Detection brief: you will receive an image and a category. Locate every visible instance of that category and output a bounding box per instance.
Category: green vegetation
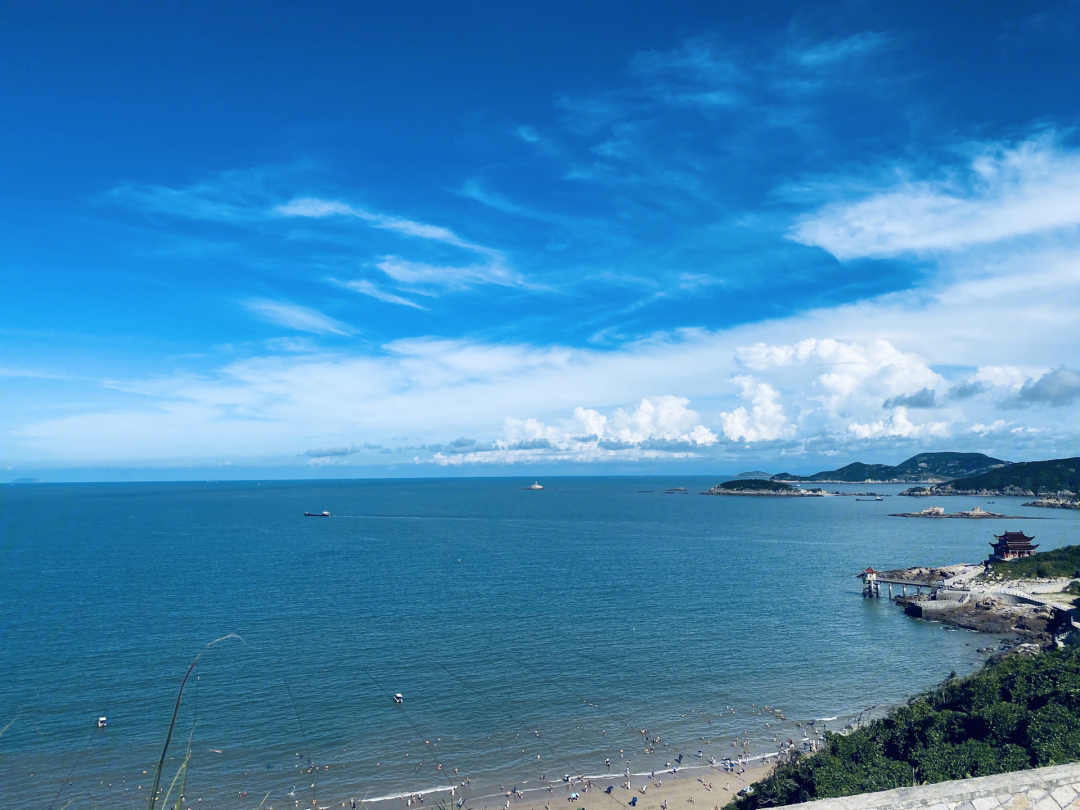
[772,452,1008,483]
[719,479,797,492]
[772,462,896,482]
[987,544,1080,581]
[727,646,1080,809]
[941,457,1080,495]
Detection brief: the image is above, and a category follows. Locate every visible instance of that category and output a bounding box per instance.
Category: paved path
[775,761,1080,809]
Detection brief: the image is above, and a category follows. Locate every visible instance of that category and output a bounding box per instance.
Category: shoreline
[355,758,781,810]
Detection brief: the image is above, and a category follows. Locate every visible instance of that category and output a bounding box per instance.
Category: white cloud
[791,135,1080,259]
[968,420,1008,436]
[793,32,887,67]
[375,256,521,289]
[18,135,1080,470]
[243,299,354,335]
[847,407,950,440]
[719,378,792,442]
[429,396,718,465]
[975,366,1045,391]
[336,279,428,309]
[277,198,524,292]
[275,197,498,255]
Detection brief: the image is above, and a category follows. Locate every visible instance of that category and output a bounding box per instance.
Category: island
[770,451,1009,484]
[1024,496,1080,510]
[702,479,826,496]
[898,456,1080,506]
[889,505,1040,519]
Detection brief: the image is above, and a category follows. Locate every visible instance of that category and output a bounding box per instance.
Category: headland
[702,480,825,496]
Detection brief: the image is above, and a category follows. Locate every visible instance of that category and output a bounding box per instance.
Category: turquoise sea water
[2,478,1078,810]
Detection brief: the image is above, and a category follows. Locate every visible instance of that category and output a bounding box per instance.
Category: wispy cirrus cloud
[792,32,889,67]
[275,197,500,256]
[243,299,355,335]
[790,134,1080,259]
[375,256,520,290]
[277,196,528,293]
[334,279,428,310]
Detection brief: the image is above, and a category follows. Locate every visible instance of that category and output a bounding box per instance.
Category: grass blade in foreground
[147,634,243,810]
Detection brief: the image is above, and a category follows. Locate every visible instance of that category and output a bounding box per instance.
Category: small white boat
[524,482,544,490]
[394,693,404,705]
[97,716,107,728]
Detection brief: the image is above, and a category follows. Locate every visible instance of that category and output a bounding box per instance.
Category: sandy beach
[459,761,776,810]
[343,758,782,810]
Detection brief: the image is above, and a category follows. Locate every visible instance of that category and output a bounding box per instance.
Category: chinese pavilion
[987,531,1039,563]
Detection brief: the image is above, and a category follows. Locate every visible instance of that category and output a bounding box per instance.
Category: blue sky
[2,1,1080,479]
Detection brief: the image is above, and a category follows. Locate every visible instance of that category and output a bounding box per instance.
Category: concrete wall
[905,600,960,617]
[775,761,1080,809]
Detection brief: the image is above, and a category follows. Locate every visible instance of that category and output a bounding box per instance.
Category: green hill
[727,646,1080,809]
[931,457,1080,496]
[719,479,796,492]
[771,452,1009,483]
[987,544,1080,581]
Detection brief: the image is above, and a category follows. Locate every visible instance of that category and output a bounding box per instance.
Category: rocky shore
[878,565,1075,650]
[1023,497,1080,510]
[701,480,826,496]
[889,506,1039,519]
[898,484,1061,497]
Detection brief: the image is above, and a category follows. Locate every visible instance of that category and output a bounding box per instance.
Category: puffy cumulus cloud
[967,419,1009,436]
[427,396,718,465]
[848,407,950,440]
[974,365,1043,391]
[790,135,1080,260]
[999,366,1080,409]
[733,337,945,419]
[719,378,792,442]
[720,335,1080,452]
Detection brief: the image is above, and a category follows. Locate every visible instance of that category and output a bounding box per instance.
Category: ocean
[1,477,1077,810]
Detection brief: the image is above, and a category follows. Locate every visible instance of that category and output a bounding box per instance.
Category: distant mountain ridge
[900,456,1080,497]
[771,452,1010,483]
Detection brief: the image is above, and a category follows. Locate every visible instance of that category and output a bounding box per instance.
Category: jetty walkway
[857,568,931,599]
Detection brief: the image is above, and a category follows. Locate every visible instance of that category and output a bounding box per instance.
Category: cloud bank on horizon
[2,3,1079,477]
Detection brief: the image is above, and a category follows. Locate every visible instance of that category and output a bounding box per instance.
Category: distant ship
[524,482,544,490]
[304,511,332,517]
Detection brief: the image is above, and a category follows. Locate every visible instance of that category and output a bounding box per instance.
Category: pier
[857,567,929,599]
